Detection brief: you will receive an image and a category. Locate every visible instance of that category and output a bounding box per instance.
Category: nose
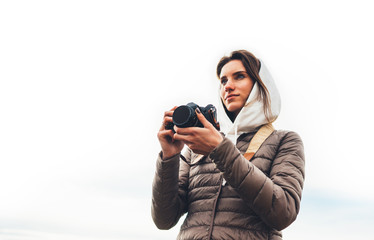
[224,79,235,92]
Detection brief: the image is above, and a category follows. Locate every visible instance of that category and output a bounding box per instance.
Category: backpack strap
[243,123,275,161]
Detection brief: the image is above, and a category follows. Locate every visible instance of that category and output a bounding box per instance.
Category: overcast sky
[1,1,374,239]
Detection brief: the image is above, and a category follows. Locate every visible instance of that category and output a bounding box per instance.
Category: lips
[225,94,239,101]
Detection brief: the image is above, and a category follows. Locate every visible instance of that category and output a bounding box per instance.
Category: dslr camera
[166,102,220,131]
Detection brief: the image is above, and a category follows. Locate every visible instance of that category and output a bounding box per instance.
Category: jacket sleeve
[151,149,190,230]
[209,131,305,231]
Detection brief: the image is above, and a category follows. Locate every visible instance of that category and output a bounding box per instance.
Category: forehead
[220,60,245,78]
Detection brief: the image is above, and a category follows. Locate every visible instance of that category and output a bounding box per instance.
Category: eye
[220,77,228,86]
[236,74,245,80]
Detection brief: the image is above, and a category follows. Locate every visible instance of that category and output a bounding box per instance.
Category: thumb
[195,108,213,129]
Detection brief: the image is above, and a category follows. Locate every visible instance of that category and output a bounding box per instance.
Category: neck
[226,109,237,122]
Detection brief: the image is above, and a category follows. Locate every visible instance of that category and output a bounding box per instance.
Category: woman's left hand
[173,109,223,156]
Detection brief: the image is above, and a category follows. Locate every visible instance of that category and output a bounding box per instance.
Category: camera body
[166,102,220,131]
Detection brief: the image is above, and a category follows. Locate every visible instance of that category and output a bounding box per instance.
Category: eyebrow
[233,71,247,76]
[220,71,246,79]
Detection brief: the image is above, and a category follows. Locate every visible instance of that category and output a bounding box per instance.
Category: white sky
[1,0,374,239]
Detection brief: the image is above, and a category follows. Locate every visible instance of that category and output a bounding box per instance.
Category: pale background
[1,1,373,239]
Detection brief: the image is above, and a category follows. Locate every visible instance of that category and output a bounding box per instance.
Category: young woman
[152,50,305,240]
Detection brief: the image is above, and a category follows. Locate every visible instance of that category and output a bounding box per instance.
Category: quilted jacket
[152,128,305,240]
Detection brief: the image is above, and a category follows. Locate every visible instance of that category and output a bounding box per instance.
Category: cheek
[220,87,225,101]
[219,88,229,108]
[244,81,254,97]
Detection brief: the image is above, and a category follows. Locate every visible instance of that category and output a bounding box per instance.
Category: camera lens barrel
[172,105,197,128]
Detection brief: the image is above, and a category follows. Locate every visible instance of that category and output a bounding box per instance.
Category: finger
[158,129,174,139]
[195,108,213,129]
[160,106,178,130]
[173,132,191,142]
[174,126,195,135]
[164,106,178,117]
[164,110,174,117]
[160,116,173,131]
[163,116,173,125]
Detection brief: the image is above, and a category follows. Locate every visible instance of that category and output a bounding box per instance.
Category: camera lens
[173,105,196,127]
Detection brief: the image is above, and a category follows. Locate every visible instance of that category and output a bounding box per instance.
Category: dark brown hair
[216,50,272,121]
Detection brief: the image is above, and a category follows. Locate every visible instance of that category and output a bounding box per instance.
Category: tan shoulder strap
[191,154,204,165]
[243,123,275,161]
[191,123,274,164]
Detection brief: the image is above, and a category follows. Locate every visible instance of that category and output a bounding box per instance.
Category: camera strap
[188,123,274,165]
[190,153,204,165]
[243,123,275,161]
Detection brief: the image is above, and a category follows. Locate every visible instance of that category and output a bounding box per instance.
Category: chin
[226,104,240,113]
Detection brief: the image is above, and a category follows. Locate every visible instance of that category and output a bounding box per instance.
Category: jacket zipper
[207,174,223,240]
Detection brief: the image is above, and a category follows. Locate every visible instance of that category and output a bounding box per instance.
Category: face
[219,60,255,118]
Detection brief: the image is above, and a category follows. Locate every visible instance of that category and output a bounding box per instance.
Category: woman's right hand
[157,106,184,160]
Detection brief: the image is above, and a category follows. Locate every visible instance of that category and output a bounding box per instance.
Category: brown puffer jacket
[152,129,305,240]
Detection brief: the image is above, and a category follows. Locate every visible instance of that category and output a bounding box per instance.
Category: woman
[152,50,305,240]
